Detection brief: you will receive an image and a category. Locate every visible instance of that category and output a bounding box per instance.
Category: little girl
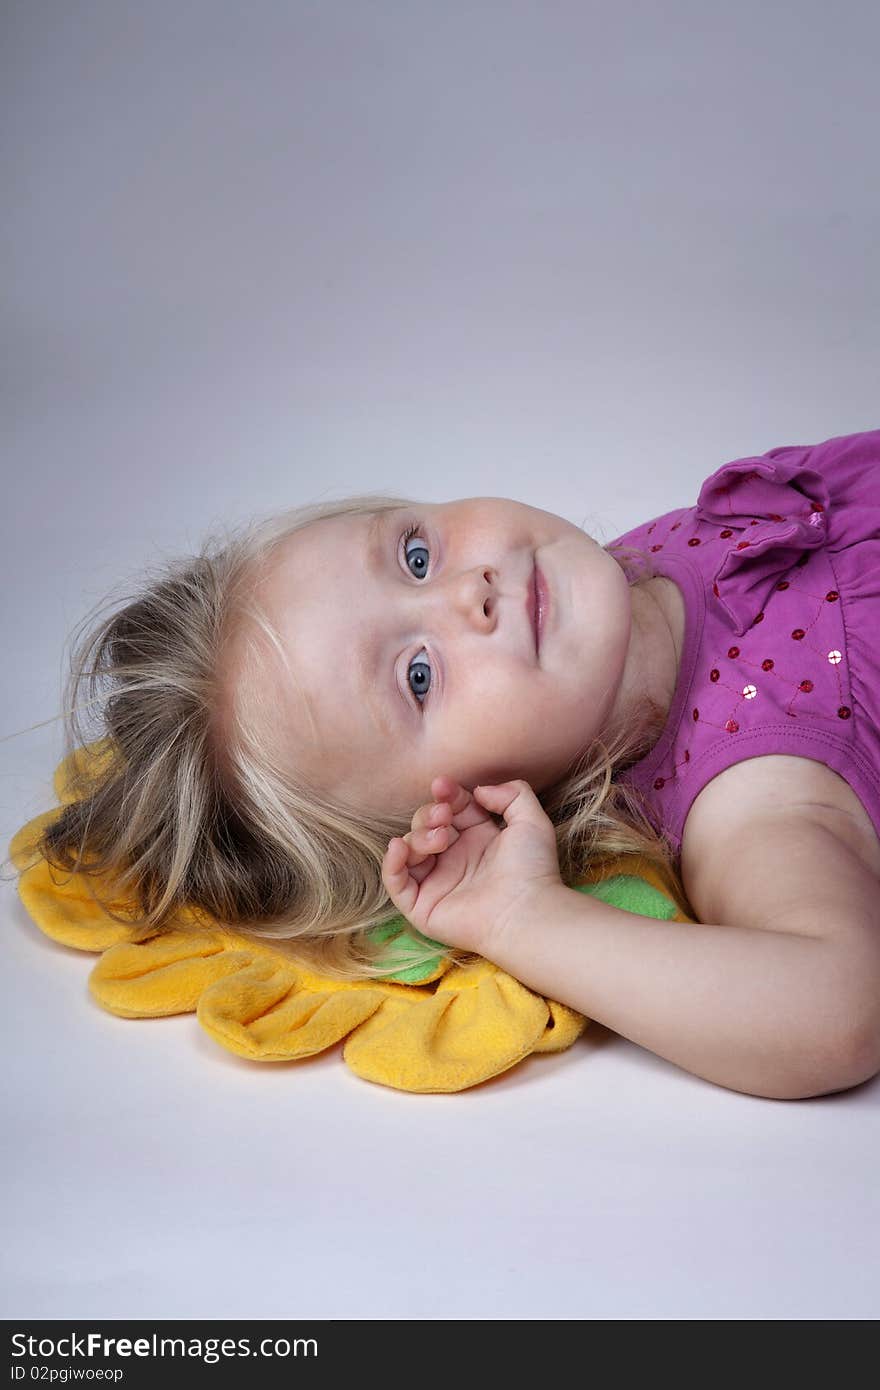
[19,428,880,1100]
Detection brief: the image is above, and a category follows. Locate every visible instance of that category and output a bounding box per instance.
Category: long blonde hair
[4,495,684,981]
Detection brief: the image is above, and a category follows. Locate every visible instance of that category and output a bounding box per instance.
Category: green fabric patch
[571,874,678,920]
[367,873,678,984]
[365,916,447,984]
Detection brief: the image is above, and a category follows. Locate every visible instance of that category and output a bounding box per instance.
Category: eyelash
[399,522,433,708]
[400,522,426,561]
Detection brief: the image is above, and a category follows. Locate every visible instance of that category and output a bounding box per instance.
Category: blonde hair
[4,495,685,982]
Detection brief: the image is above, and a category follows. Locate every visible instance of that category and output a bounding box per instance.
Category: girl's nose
[421,565,496,627]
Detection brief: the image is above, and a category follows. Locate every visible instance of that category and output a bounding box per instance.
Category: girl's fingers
[411,799,452,832]
[428,776,489,826]
[383,833,444,899]
[430,775,472,812]
[405,822,455,855]
[382,838,418,907]
[406,777,494,841]
[383,817,458,879]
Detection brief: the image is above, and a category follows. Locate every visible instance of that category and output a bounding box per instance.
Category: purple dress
[607,428,880,862]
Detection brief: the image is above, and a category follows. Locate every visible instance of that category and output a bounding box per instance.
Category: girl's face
[243,498,637,816]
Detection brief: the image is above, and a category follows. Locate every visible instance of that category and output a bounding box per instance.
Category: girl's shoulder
[680,753,880,943]
[612,432,880,877]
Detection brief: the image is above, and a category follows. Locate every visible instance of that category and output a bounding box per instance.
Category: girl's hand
[381,773,563,957]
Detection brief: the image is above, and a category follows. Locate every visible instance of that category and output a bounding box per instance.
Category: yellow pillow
[7,749,692,1093]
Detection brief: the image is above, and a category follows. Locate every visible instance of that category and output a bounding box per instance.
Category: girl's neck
[608,576,686,759]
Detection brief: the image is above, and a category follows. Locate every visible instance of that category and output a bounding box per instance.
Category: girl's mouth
[528,561,550,655]
[535,565,549,652]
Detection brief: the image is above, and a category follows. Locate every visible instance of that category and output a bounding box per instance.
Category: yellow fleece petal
[342,960,553,1093]
[197,961,390,1061]
[532,999,590,1052]
[89,927,251,1016]
[17,854,140,953]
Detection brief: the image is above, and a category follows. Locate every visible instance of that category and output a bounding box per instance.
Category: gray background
[2,0,878,1320]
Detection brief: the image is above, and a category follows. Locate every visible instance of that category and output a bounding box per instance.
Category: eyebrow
[365,508,386,578]
[356,511,407,740]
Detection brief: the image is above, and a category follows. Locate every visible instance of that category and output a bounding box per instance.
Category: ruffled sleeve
[695,444,831,636]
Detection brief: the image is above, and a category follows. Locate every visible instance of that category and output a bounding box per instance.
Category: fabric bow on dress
[695,444,831,637]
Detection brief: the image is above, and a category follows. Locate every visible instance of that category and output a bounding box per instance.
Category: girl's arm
[386,777,880,1099]
[484,876,880,1100]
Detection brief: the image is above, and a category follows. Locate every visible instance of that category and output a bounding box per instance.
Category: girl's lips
[534,564,549,652]
[527,561,550,655]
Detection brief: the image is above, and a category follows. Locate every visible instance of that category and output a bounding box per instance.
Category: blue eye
[400,524,432,705]
[402,524,430,579]
[407,650,432,704]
